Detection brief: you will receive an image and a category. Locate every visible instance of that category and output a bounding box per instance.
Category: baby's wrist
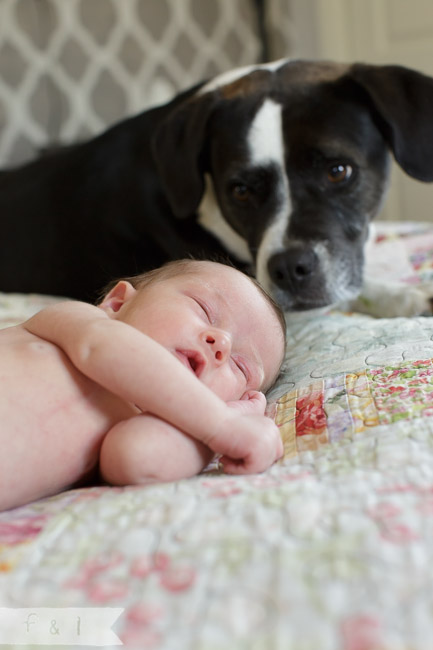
[205,406,243,453]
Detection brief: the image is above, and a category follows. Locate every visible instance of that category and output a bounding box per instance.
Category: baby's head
[100,260,286,400]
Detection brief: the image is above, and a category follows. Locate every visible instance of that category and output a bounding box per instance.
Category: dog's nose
[268,247,319,289]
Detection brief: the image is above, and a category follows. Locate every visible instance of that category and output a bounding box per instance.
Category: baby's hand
[209,401,283,475]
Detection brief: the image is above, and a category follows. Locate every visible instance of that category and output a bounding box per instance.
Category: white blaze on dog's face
[198,97,289,270]
[247,99,290,296]
[198,64,289,268]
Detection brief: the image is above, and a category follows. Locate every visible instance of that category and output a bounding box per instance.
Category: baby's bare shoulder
[0,322,58,354]
[22,300,107,344]
[0,322,34,343]
[26,300,105,324]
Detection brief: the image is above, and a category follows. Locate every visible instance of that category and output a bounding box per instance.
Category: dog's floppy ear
[349,63,433,181]
[151,92,218,218]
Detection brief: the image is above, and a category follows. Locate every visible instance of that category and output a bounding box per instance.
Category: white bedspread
[1,223,433,649]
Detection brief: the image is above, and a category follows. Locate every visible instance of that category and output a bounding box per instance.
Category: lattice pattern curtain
[0,0,296,166]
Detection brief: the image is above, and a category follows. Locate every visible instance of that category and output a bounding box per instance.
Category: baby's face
[116,262,285,402]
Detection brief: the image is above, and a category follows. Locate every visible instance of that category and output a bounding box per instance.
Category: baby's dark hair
[101,259,287,348]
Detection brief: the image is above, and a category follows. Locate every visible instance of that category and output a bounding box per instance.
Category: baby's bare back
[0,324,135,510]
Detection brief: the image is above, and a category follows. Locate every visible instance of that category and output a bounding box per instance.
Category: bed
[1,222,433,649]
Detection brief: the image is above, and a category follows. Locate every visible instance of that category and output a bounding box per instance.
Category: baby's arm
[100,391,267,485]
[25,302,283,474]
[100,415,213,485]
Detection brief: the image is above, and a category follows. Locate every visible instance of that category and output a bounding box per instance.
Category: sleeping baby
[0,259,286,510]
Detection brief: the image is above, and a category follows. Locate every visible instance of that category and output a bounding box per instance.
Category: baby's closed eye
[192,297,213,324]
[231,356,249,381]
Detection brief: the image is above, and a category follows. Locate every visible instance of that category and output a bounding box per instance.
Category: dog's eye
[327,164,353,183]
[231,183,250,202]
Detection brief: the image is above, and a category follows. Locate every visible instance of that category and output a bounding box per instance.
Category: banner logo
[0,608,124,646]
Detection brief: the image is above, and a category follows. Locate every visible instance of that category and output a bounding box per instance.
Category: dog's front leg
[350,276,433,317]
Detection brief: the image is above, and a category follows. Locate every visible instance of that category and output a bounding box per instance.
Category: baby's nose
[201,329,232,364]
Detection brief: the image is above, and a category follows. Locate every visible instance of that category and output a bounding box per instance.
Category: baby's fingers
[219,454,277,475]
[219,433,283,475]
[218,455,249,475]
[226,391,266,415]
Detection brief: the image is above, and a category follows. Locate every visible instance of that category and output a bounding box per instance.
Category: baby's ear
[99,281,136,314]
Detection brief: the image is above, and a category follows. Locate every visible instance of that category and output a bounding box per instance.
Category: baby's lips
[175,349,205,377]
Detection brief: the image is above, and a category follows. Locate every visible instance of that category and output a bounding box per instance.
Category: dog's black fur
[1,59,433,309]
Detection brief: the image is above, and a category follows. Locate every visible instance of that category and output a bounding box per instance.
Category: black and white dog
[1,58,433,313]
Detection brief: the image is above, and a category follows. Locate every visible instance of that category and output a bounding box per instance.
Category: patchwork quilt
[1,223,433,649]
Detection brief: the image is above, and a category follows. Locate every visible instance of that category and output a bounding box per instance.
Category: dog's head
[152,59,433,310]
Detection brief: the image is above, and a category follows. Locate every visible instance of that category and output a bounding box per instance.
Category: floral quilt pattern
[275,359,433,457]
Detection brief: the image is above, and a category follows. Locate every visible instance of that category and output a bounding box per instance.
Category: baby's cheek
[204,373,243,403]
